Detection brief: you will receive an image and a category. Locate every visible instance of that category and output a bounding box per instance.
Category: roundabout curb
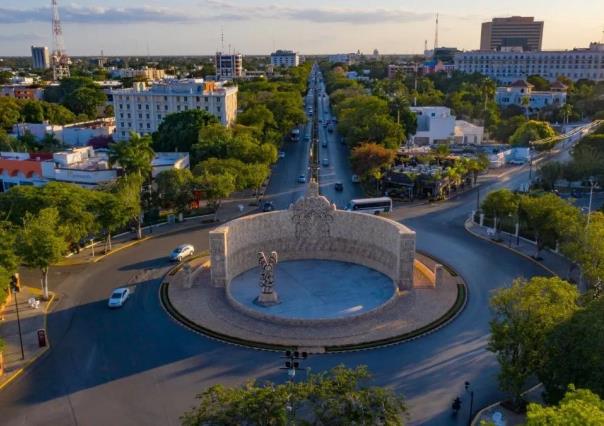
[158,252,469,353]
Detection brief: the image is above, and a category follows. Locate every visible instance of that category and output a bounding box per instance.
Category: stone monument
[255,250,280,306]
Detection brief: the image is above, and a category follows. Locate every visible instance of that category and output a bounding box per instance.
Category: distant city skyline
[1,0,603,56]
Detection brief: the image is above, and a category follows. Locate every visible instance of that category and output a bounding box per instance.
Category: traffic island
[160,252,465,352]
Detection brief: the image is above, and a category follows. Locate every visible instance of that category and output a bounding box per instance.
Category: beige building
[111,79,237,141]
[480,17,544,52]
[109,67,167,80]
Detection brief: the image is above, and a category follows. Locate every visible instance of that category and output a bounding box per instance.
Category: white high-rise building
[111,79,238,141]
[31,46,50,70]
[270,50,300,68]
[455,43,604,83]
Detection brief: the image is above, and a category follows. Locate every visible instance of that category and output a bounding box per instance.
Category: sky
[1,0,603,56]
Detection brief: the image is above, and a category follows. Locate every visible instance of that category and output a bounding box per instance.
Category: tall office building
[480,17,544,51]
[31,46,50,70]
[215,52,243,79]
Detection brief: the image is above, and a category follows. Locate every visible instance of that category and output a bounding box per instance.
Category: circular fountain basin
[228,259,395,320]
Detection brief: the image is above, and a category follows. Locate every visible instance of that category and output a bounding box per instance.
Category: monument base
[254,291,280,307]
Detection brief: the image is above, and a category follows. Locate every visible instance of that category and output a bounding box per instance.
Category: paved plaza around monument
[229,259,395,320]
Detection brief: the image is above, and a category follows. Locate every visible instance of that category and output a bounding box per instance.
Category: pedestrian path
[0,287,54,391]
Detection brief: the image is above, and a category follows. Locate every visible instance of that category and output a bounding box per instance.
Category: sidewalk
[465,218,580,284]
[58,190,261,266]
[0,287,55,390]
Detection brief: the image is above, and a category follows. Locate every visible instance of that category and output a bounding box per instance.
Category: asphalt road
[0,70,558,425]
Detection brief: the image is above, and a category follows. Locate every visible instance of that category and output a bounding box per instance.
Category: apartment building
[215,52,243,79]
[480,17,544,51]
[495,80,567,112]
[111,79,238,141]
[455,43,604,83]
[0,85,44,100]
[270,50,300,68]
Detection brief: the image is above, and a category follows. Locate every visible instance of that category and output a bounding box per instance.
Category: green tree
[0,222,19,277]
[152,109,219,154]
[527,75,551,91]
[0,97,21,130]
[181,365,407,426]
[108,132,155,178]
[21,100,45,123]
[45,76,106,119]
[509,120,556,147]
[538,161,564,191]
[526,386,604,425]
[63,86,106,118]
[196,172,236,210]
[155,168,195,214]
[539,298,604,403]
[481,189,519,233]
[16,208,69,299]
[488,276,579,407]
[113,175,144,239]
[93,190,131,252]
[563,212,604,296]
[0,129,27,151]
[519,193,581,257]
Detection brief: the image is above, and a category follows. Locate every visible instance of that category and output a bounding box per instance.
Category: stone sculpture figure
[256,251,280,306]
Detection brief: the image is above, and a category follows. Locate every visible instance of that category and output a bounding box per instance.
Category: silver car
[170,244,195,262]
[108,288,130,308]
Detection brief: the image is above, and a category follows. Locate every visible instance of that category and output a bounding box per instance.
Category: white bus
[346,197,393,214]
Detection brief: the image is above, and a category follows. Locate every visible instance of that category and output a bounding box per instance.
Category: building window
[138,104,142,110]
[164,96,168,101]
[138,114,142,119]
[164,105,168,110]
[147,123,151,129]
[145,105,149,110]
[127,113,131,118]
[204,97,209,102]
[196,96,200,102]
[126,104,130,110]
[158,114,161,120]
[146,114,150,119]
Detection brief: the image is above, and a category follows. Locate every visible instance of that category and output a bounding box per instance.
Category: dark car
[262,201,275,212]
[334,182,344,191]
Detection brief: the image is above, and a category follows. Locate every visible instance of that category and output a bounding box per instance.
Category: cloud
[0,2,433,25]
[0,5,196,24]
[0,32,45,42]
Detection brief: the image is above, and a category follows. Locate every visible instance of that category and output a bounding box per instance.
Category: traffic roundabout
[160,184,467,353]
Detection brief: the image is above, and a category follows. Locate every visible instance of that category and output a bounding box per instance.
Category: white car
[278,151,286,159]
[351,174,360,183]
[297,175,307,184]
[108,288,130,308]
[170,244,195,262]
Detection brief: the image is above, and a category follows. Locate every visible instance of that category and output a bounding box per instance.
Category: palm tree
[560,103,573,125]
[108,132,155,239]
[108,132,155,178]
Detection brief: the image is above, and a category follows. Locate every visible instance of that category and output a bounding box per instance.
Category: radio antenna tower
[434,13,439,50]
[51,0,70,80]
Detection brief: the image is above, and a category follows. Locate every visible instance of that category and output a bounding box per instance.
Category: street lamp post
[10,274,24,360]
[465,381,474,426]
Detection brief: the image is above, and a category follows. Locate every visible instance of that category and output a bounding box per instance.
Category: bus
[346,197,393,214]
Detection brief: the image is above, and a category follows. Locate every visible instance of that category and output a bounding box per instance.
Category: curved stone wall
[209,191,416,291]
